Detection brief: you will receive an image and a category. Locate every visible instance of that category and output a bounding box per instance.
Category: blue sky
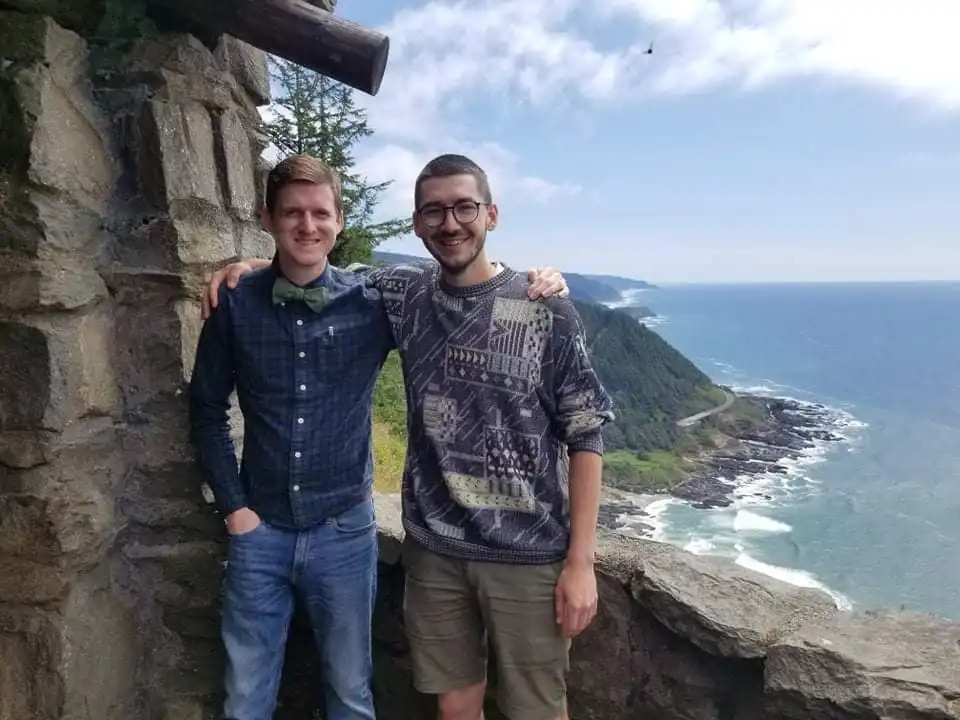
[320,0,959,283]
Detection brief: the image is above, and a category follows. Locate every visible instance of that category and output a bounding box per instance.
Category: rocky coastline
[599,394,847,527]
[672,395,845,509]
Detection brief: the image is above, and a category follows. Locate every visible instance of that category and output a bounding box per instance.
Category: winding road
[676,389,735,427]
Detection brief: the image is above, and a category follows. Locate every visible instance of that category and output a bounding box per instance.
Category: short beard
[425,231,485,275]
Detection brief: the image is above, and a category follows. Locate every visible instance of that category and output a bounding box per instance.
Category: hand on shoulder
[201,258,271,320]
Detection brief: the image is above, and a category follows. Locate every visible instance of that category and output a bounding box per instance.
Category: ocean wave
[604,290,668,328]
[603,288,650,309]
[612,505,851,610]
[733,509,792,534]
[734,552,853,611]
[640,315,667,328]
[609,382,864,612]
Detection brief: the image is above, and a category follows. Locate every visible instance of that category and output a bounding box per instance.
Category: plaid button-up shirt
[188,261,394,529]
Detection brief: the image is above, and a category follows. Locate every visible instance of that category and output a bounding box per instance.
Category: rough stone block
[0,258,108,312]
[0,11,64,65]
[112,213,237,277]
[107,270,195,408]
[0,429,57,468]
[0,556,69,604]
[237,221,274,260]
[0,13,116,209]
[125,34,249,111]
[217,108,257,218]
[0,443,121,575]
[0,495,60,560]
[127,32,217,78]
[154,67,239,110]
[216,36,270,106]
[0,607,63,720]
[764,610,960,719]
[25,72,115,212]
[123,540,224,611]
[59,571,139,720]
[0,320,51,431]
[137,100,222,212]
[567,574,635,714]
[69,309,121,416]
[0,189,108,312]
[0,311,118,436]
[171,210,237,267]
[631,539,838,658]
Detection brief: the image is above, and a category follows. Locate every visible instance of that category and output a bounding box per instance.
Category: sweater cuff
[568,430,604,456]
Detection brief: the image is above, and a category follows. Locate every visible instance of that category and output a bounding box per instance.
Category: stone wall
[367,494,960,720]
[0,1,275,717]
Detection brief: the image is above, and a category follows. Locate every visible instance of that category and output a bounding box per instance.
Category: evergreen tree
[265,57,411,266]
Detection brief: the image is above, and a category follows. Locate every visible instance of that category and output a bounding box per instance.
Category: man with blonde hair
[189,154,568,720]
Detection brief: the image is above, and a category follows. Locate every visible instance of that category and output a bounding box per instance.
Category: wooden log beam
[148,0,390,96]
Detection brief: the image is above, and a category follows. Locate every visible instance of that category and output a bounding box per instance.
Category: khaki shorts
[402,536,570,720]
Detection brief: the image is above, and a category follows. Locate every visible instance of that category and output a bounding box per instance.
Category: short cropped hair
[265,155,343,214]
[414,153,492,208]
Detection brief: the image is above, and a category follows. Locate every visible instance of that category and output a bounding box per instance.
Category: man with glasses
[365,154,614,720]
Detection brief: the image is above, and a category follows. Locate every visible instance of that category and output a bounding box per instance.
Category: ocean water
[611,282,960,620]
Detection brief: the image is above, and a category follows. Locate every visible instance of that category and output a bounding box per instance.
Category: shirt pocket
[310,319,378,372]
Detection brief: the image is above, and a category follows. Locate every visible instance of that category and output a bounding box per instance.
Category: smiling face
[263,182,342,270]
[261,156,344,284]
[414,173,498,280]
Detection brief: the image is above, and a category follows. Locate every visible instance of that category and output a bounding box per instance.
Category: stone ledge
[371,492,960,720]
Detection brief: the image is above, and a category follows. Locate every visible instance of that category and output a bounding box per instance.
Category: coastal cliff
[296,493,960,720]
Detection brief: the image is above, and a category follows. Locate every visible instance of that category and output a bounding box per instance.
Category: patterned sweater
[369,262,616,565]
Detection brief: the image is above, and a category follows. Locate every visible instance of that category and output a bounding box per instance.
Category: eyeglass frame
[414,199,491,228]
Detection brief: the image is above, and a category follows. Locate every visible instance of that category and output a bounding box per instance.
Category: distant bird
[643,41,654,55]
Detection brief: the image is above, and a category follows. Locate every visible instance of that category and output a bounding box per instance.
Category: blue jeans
[221,498,378,720]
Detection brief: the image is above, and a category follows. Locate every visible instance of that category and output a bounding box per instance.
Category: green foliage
[603,450,691,493]
[371,352,407,493]
[574,300,719,453]
[264,58,411,266]
[373,351,407,437]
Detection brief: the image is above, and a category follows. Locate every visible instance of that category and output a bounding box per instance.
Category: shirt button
[292,485,300,492]
[294,451,301,458]
[299,351,305,358]
[296,319,303,326]
[299,384,306,391]
[297,417,304,424]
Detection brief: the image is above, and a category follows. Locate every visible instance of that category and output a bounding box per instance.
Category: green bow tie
[272,276,330,313]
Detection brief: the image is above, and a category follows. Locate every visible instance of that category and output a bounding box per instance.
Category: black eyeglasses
[416,200,488,228]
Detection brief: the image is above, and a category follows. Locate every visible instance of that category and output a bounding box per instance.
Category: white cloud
[606,0,960,108]
[266,1,959,230]
[354,141,582,219]
[372,0,960,113]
